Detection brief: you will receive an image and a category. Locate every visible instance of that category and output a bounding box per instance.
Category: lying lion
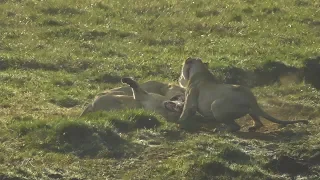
[100,80,185,100]
[177,57,309,132]
[79,78,185,121]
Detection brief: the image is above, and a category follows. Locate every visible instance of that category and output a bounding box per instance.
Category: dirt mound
[266,155,309,176]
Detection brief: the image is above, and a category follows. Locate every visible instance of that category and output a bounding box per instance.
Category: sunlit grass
[0,0,319,179]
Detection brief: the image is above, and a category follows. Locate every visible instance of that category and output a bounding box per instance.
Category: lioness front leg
[179,87,199,123]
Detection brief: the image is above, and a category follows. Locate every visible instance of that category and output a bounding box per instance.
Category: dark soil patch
[20,60,59,71]
[43,27,81,39]
[303,56,320,89]
[272,128,310,142]
[235,131,278,141]
[308,151,320,165]
[262,7,281,14]
[47,173,63,179]
[101,50,127,58]
[0,57,94,73]
[54,122,128,158]
[49,97,80,108]
[0,174,23,180]
[2,55,320,91]
[111,119,131,133]
[69,178,82,180]
[93,73,122,84]
[265,155,309,176]
[96,2,110,11]
[187,161,238,179]
[209,56,320,90]
[0,104,11,108]
[42,19,66,26]
[230,15,243,22]
[218,146,251,164]
[108,29,136,38]
[242,7,254,14]
[254,61,301,86]
[0,59,9,70]
[302,18,319,25]
[133,114,161,129]
[295,0,311,6]
[160,129,184,141]
[81,30,107,40]
[213,61,301,87]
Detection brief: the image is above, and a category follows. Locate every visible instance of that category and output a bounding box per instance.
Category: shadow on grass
[9,115,151,159]
[0,174,23,180]
[48,121,135,158]
[0,57,94,73]
[45,110,164,158]
[1,56,320,90]
[177,112,309,142]
[234,127,310,142]
[49,96,81,108]
[185,157,268,180]
[265,155,310,177]
[186,160,238,179]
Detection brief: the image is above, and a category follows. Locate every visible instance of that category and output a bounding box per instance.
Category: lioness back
[103,80,183,98]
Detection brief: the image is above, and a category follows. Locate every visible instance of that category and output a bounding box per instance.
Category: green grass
[0,0,319,179]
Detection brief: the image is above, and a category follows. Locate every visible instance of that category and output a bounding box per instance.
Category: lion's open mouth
[164,100,184,113]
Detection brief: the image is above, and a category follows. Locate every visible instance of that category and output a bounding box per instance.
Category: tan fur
[80,78,184,121]
[100,80,185,99]
[79,94,142,117]
[178,57,309,132]
[121,77,183,121]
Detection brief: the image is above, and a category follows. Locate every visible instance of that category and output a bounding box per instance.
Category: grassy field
[0,0,320,179]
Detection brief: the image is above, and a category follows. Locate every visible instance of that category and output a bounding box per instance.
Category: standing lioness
[178,57,308,132]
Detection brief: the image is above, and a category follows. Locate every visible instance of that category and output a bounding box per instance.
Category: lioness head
[163,100,184,113]
[179,57,209,88]
[163,94,185,113]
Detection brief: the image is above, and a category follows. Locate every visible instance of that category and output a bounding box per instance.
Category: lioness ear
[186,57,202,64]
[185,57,193,64]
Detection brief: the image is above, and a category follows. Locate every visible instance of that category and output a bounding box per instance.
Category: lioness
[121,77,183,121]
[178,57,309,132]
[79,94,142,117]
[80,78,184,121]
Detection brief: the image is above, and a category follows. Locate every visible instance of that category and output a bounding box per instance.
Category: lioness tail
[254,105,309,125]
[121,77,139,88]
[121,77,148,100]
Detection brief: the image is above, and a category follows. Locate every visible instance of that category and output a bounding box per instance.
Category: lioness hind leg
[248,113,263,132]
[211,98,250,132]
[121,77,148,100]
